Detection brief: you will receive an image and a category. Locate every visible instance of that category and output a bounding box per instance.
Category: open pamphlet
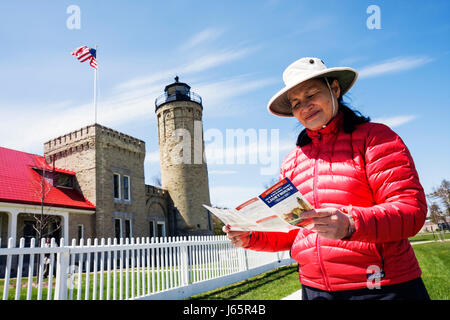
[203,177,315,233]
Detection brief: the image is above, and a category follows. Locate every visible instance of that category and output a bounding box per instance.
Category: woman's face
[287,78,340,131]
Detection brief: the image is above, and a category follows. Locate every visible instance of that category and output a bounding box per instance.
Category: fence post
[182,236,189,286]
[243,249,249,271]
[2,238,13,300]
[54,238,70,300]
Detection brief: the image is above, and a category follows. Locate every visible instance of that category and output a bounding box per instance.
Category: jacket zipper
[376,244,386,279]
[313,132,331,291]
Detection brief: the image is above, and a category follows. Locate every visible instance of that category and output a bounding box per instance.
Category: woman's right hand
[222,224,252,248]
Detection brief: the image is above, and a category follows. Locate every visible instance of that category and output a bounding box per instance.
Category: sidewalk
[282,289,302,300]
[411,239,450,245]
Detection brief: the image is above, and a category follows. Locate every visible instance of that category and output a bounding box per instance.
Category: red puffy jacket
[246,112,427,291]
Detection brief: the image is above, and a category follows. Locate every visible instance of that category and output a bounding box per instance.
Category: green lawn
[409,231,450,242]
[413,241,450,300]
[190,264,300,300]
[191,241,450,300]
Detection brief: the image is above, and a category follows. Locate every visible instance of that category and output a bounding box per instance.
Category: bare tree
[428,179,450,216]
[29,156,62,245]
[427,179,450,234]
[428,202,444,225]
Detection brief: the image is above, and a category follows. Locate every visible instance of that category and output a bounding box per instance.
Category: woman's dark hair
[296,78,370,147]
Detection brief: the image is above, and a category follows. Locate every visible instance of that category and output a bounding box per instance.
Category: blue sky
[0,0,449,209]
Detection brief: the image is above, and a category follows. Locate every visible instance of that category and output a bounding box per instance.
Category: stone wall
[44,126,97,205]
[145,185,171,236]
[156,101,213,235]
[95,124,147,238]
[68,213,96,241]
[43,124,164,239]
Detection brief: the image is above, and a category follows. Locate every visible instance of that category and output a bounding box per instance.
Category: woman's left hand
[300,208,353,240]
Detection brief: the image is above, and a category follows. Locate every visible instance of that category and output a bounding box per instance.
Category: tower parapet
[44,124,145,159]
[43,123,146,239]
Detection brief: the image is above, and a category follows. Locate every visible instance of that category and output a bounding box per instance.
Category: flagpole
[94,45,98,124]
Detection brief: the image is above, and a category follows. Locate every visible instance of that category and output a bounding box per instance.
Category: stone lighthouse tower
[155,76,213,236]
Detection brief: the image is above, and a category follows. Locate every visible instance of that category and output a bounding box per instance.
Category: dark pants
[301,277,430,300]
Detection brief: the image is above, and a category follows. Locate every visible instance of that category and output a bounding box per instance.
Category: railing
[0,236,293,300]
[145,185,168,197]
[155,91,202,110]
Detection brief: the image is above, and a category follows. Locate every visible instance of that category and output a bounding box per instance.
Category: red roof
[0,146,96,211]
[32,156,76,175]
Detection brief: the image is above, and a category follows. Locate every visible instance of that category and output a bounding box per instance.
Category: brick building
[0,78,213,247]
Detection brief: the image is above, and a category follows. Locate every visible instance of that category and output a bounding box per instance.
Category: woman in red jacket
[223,57,430,300]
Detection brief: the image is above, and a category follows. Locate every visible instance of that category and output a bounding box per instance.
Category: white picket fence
[0,236,293,300]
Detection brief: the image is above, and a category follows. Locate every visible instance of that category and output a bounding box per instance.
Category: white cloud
[372,115,417,128]
[0,100,94,153]
[145,151,160,164]
[358,56,433,78]
[205,135,293,164]
[180,47,256,74]
[0,87,161,154]
[115,69,176,92]
[339,56,366,66]
[116,47,257,91]
[180,28,225,50]
[0,43,266,153]
[197,75,278,117]
[208,170,238,175]
[209,185,264,208]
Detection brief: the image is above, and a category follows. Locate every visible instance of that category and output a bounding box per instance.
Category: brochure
[204,177,314,233]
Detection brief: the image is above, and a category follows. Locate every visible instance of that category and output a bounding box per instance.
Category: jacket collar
[306,111,343,139]
[297,111,344,146]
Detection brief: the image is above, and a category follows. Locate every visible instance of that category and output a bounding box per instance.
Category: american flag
[71,46,97,69]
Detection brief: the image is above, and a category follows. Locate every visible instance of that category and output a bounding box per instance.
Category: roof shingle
[0,147,95,211]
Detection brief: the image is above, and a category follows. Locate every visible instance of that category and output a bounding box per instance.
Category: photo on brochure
[204,177,315,232]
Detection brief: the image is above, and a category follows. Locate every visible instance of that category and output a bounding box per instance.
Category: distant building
[419,220,441,233]
[419,217,450,233]
[0,78,213,247]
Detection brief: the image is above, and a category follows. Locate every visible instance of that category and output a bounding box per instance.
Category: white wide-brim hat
[267,57,358,117]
